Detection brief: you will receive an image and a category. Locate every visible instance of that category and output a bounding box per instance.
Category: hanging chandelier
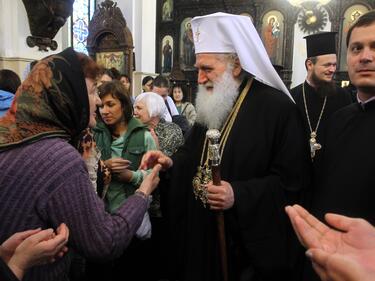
[288,0,332,34]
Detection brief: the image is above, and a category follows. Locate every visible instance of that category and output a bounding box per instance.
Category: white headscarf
[191,12,293,101]
[134,92,167,118]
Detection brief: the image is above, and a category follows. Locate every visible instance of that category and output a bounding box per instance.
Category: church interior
[2,1,375,281]
[0,0,373,101]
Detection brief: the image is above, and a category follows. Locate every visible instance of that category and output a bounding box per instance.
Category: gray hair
[134,92,167,118]
[216,53,238,67]
[217,53,249,81]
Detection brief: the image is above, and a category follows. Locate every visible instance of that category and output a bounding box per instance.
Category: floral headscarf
[0,47,89,151]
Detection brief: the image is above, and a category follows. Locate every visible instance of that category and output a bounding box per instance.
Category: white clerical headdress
[191,12,293,101]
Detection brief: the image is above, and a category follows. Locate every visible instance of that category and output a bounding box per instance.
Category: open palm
[286,204,375,281]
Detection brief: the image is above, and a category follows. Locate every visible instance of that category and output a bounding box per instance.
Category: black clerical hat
[304,32,337,58]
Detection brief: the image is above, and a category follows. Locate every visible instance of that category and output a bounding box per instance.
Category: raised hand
[139,150,172,171]
[306,247,375,281]
[0,228,41,263]
[104,157,131,173]
[4,223,69,280]
[137,164,162,196]
[285,204,375,281]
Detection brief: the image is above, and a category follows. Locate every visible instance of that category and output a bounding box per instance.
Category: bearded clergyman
[290,32,353,161]
[140,12,310,281]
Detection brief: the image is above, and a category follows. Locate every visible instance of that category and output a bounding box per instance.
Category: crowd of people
[1,8,375,281]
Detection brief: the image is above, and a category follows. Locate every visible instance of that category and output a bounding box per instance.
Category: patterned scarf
[0,47,89,151]
[77,128,111,198]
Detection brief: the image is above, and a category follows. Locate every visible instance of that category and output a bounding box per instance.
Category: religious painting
[96,51,125,73]
[161,35,173,74]
[339,4,369,71]
[162,0,173,22]
[180,17,195,70]
[261,10,284,66]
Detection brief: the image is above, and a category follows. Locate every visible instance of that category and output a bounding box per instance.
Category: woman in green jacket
[90,80,157,280]
[94,80,157,213]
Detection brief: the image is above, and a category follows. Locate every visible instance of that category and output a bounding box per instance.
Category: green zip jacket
[93,117,156,212]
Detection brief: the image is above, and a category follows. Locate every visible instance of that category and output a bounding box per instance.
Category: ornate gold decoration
[298,5,328,34]
[302,82,327,159]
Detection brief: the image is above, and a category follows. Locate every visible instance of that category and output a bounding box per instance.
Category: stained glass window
[72,0,96,54]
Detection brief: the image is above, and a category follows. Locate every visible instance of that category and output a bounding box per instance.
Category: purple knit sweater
[0,138,147,281]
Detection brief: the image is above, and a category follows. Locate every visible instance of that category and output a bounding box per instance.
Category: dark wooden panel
[156,0,375,88]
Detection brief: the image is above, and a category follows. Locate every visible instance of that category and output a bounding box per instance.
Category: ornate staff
[207,129,228,281]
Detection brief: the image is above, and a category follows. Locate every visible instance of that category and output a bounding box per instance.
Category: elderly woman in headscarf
[133,92,184,280]
[134,92,184,157]
[0,47,160,281]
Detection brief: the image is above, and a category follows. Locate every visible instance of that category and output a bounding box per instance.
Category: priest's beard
[311,70,336,97]
[195,68,240,129]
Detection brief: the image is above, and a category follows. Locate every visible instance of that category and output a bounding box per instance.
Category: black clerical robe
[164,79,310,281]
[0,259,20,281]
[302,100,375,281]
[290,82,353,161]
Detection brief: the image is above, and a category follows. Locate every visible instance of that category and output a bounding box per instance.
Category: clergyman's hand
[139,150,172,171]
[206,180,234,210]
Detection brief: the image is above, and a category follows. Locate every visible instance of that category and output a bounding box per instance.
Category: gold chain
[302,82,327,159]
[302,82,327,136]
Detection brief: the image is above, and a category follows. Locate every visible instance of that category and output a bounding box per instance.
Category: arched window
[71,0,96,54]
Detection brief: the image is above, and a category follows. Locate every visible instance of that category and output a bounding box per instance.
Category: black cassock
[0,259,19,281]
[302,100,375,281]
[163,79,310,281]
[290,82,353,161]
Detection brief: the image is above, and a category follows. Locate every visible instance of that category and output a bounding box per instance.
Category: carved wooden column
[87,0,134,77]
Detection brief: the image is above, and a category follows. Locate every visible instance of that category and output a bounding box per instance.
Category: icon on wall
[180,18,195,70]
[339,4,369,71]
[261,10,284,66]
[161,35,173,74]
[96,51,125,73]
[162,0,173,21]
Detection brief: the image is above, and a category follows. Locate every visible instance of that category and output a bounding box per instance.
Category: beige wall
[0,0,70,80]
[0,57,34,81]
[0,0,157,79]
[96,0,157,73]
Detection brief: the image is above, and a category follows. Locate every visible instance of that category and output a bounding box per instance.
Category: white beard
[195,68,240,129]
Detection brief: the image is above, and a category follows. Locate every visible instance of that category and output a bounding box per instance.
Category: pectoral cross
[195,26,201,42]
[309,131,322,159]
